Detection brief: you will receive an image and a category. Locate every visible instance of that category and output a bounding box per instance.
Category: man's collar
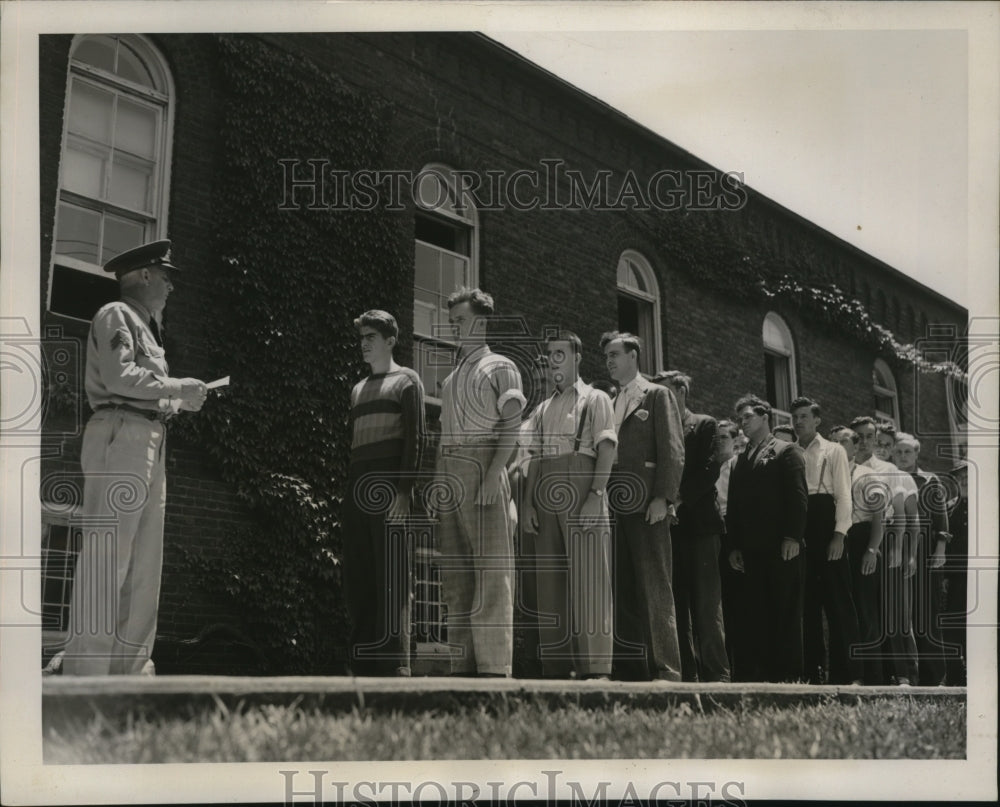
[121,295,152,324]
[457,343,489,364]
[552,377,587,398]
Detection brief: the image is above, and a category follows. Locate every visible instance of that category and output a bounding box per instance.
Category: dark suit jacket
[725,434,808,554]
[676,410,725,535]
[613,376,684,512]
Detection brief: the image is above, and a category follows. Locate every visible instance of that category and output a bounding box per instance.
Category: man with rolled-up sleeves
[61,240,207,676]
[433,287,526,677]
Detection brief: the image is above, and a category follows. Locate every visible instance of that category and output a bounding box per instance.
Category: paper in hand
[206,376,230,390]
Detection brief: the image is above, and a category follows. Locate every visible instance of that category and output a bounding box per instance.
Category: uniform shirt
[349,366,425,494]
[522,378,617,459]
[439,344,526,446]
[799,433,852,535]
[84,296,183,412]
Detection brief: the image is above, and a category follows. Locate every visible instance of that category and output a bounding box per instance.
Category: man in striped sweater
[343,310,425,676]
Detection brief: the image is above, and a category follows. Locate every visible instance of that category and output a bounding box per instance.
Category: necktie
[149,318,163,346]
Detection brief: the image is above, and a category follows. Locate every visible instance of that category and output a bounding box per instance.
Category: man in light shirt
[61,240,207,676]
[894,432,951,685]
[434,287,526,677]
[831,425,890,684]
[522,331,617,679]
[791,397,862,685]
[850,416,918,685]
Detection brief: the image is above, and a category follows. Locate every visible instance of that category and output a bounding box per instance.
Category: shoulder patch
[110,328,133,352]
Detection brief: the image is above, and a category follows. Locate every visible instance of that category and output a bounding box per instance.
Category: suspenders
[537,392,592,455]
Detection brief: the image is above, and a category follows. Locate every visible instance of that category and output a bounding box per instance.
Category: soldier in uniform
[61,240,207,675]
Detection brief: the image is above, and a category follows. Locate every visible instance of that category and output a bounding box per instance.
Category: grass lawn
[44,696,965,762]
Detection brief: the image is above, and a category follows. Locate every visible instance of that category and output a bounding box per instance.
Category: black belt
[95,403,167,422]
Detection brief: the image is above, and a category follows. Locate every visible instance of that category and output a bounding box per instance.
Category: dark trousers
[846,522,884,685]
[911,540,949,685]
[802,495,863,684]
[720,541,752,681]
[882,529,918,683]
[742,546,805,682]
[342,459,413,675]
[672,527,730,682]
[611,508,682,682]
[941,550,968,686]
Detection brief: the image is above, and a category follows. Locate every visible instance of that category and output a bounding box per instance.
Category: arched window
[762,312,797,425]
[616,250,663,375]
[412,164,478,399]
[48,35,175,321]
[873,358,900,426]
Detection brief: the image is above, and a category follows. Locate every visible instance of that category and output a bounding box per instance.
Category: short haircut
[653,370,691,394]
[734,393,772,423]
[876,422,898,440]
[849,415,878,432]
[353,309,398,340]
[447,286,495,315]
[895,431,921,452]
[829,425,859,445]
[773,424,797,441]
[544,329,583,356]
[599,330,642,362]
[717,418,739,439]
[790,396,821,417]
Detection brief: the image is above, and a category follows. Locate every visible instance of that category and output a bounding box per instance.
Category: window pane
[618,294,639,336]
[415,340,454,398]
[115,99,157,159]
[55,203,100,263]
[62,144,106,198]
[102,215,146,264]
[109,158,152,212]
[73,37,115,73]
[416,171,456,216]
[414,241,440,293]
[765,352,791,411]
[447,255,468,296]
[50,264,118,320]
[116,40,155,88]
[415,215,462,252]
[637,300,655,374]
[68,80,113,144]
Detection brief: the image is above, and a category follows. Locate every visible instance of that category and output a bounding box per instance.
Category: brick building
[37,32,967,673]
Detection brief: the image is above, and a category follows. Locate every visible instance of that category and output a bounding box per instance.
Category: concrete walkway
[43,675,965,722]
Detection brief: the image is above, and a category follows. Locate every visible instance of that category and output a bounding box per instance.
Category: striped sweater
[349,366,425,494]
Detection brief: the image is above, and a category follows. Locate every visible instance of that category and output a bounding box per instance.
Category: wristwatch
[934,530,953,544]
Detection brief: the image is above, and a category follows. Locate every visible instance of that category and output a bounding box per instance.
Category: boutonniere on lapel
[634,409,649,422]
[759,447,777,464]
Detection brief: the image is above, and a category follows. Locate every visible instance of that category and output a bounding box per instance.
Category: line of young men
[343,287,962,684]
[715,401,962,685]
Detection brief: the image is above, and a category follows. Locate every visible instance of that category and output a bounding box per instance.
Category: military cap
[103,239,177,278]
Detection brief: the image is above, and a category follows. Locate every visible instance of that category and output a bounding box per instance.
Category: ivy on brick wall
[174,35,408,673]
[656,210,965,380]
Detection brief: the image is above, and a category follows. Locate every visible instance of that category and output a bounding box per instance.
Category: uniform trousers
[845,522,885,684]
[741,546,805,682]
[435,445,514,675]
[63,409,166,675]
[532,452,613,677]
[610,484,682,681]
[802,494,863,684]
[342,456,413,675]
[671,526,729,682]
